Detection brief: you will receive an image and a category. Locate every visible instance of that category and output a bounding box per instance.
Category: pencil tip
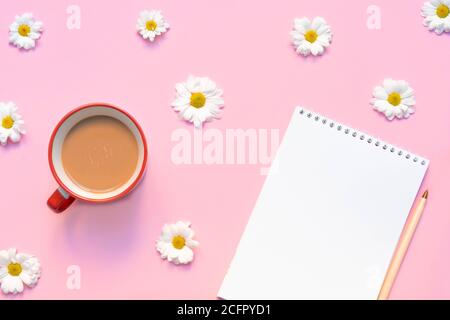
[423,190,428,199]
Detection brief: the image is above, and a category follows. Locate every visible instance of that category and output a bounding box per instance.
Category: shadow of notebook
[219,107,429,300]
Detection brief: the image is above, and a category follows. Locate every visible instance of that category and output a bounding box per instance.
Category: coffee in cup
[47,103,148,213]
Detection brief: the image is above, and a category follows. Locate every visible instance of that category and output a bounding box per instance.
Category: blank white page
[219,107,429,300]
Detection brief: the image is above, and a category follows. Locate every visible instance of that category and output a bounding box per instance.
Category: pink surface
[0,0,449,299]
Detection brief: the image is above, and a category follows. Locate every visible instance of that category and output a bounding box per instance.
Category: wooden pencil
[378,190,428,300]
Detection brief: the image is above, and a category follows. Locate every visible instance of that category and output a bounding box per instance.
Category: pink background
[1,0,449,299]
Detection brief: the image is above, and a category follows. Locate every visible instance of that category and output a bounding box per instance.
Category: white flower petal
[291,16,332,57]
[19,271,37,287]
[16,253,33,264]
[0,135,7,145]
[0,102,26,145]
[373,86,388,100]
[382,79,397,93]
[167,246,180,260]
[372,79,415,121]
[9,130,21,143]
[1,275,23,294]
[175,83,190,97]
[406,106,415,114]
[296,42,312,56]
[0,251,9,266]
[31,21,43,32]
[9,13,43,50]
[316,34,332,47]
[0,267,7,280]
[294,17,311,32]
[181,227,194,240]
[186,239,199,248]
[395,80,409,94]
[1,275,24,294]
[156,241,170,257]
[177,247,194,264]
[311,17,327,31]
[171,76,224,128]
[384,108,395,120]
[8,248,17,262]
[393,107,403,117]
[136,10,169,42]
[372,99,391,112]
[310,43,324,56]
[28,32,41,40]
[401,87,415,99]
[156,221,199,265]
[0,248,41,294]
[402,97,416,106]
[422,1,450,34]
[21,256,40,271]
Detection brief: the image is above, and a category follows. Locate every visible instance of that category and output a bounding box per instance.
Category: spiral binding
[298,107,428,166]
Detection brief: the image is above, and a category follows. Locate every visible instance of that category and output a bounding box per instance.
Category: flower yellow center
[190,92,206,108]
[2,116,14,129]
[18,24,31,37]
[387,92,402,106]
[172,235,186,249]
[7,263,22,276]
[436,4,450,18]
[304,30,318,43]
[146,20,158,31]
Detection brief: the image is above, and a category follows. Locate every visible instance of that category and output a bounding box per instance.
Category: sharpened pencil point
[423,190,428,199]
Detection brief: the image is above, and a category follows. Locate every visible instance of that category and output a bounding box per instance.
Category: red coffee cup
[47,103,148,213]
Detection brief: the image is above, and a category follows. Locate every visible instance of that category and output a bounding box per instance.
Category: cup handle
[47,187,75,213]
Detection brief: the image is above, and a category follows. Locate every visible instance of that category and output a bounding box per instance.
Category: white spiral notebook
[219,107,429,300]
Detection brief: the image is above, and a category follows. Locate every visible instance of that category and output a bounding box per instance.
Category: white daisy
[171,76,225,128]
[0,248,41,295]
[136,10,169,42]
[9,13,43,50]
[371,79,416,121]
[290,17,333,57]
[0,102,26,146]
[156,221,199,265]
[422,0,450,34]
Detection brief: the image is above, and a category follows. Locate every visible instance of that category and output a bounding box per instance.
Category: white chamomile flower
[171,76,225,128]
[371,79,416,121]
[136,10,169,42]
[9,13,43,50]
[422,0,450,34]
[290,17,332,57]
[0,102,26,146]
[156,221,199,265]
[0,248,41,295]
